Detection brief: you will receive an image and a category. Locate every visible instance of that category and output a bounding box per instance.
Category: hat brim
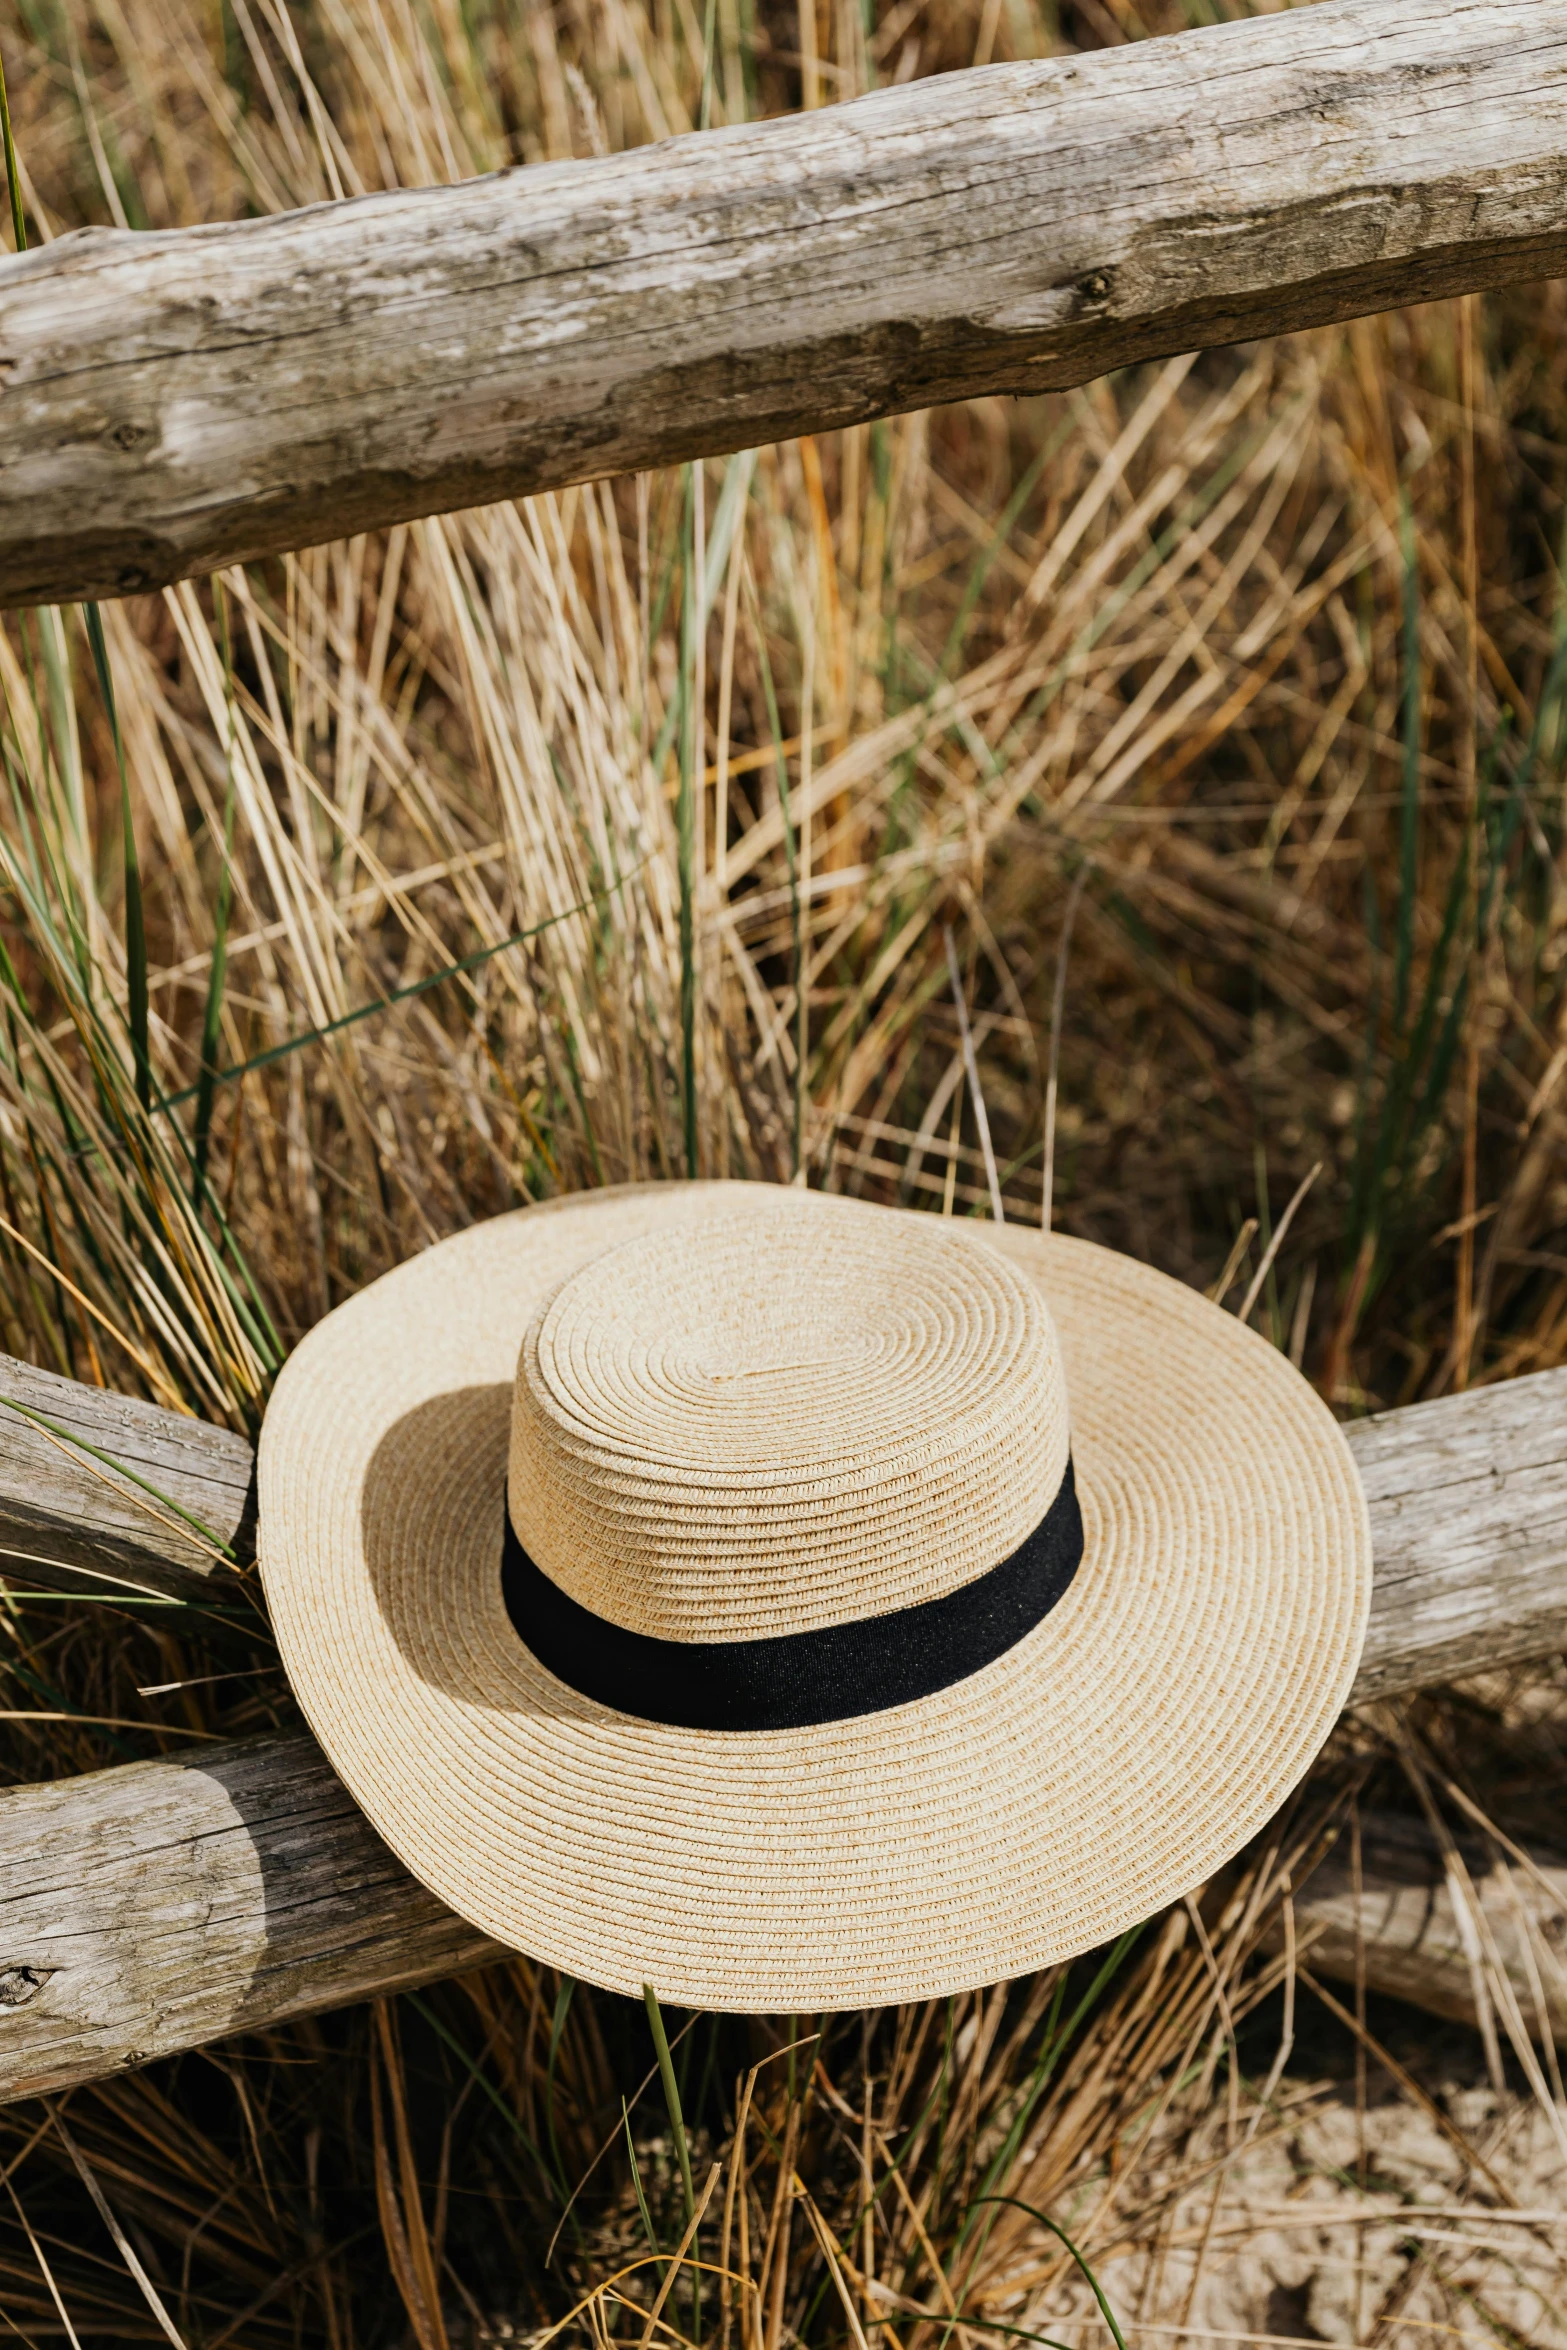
[257,1182,1370,2010]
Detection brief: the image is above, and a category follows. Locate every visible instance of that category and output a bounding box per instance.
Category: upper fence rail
[4,0,1567,608]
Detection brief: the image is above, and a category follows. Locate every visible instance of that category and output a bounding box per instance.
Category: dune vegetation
[1,0,1566,2341]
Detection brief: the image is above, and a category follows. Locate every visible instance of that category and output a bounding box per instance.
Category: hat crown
[508,1196,1070,1642]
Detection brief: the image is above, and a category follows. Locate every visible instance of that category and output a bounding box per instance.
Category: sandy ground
[1037,2037,1567,2349]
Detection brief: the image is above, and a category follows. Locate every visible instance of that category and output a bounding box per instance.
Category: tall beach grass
[2,0,1567,2340]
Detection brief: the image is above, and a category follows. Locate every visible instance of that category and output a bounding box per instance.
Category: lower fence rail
[0,1353,1563,2100]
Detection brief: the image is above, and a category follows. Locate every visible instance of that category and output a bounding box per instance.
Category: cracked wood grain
[0,1357,1562,2097]
[0,1735,502,2095]
[6,0,1567,606]
[0,1352,254,1605]
[1346,1367,1567,1703]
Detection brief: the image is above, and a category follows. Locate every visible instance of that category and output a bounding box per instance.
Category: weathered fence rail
[5,0,1567,2103]
[6,0,1567,608]
[0,1351,1563,2100]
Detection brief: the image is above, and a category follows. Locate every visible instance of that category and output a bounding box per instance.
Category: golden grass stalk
[3,2,1567,2343]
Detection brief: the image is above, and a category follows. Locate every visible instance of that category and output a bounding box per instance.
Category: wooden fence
[1,1349,1563,2101]
[5,0,1567,607]
[2,0,1567,2106]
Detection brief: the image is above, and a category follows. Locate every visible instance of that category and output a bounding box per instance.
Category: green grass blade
[156,865,643,1115]
[698,0,717,127]
[546,1972,574,2071]
[1346,856,1384,1271]
[701,450,755,631]
[645,1979,700,2340]
[643,1982,696,2225]
[966,2197,1129,2350]
[191,789,234,1194]
[403,1991,558,2195]
[541,1973,578,2213]
[83,604,151,1112]
[748,590,803,1174]
[29,607,97,989]
[0,1394,241,1560]
[0,32,27,253]
[192,586,237,1201]
[1393,491,1422,1036]
[624,2097,663,2260]
[958,1928,1141,2262]
[1477,636,1567,940]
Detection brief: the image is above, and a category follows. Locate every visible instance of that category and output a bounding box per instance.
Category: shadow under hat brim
[257,1182,1371,2012]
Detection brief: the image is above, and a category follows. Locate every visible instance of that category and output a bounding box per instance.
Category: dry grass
[2,0,1567,2340]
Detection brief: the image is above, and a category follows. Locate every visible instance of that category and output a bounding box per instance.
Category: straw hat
[258,1181,1370,2011]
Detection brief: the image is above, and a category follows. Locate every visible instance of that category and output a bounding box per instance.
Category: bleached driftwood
[0,1352,1563,2098]
[0,1732,502,2089]
[1291,1809,1567,2041]
[1347,1367,1567,1703]
[6,0,1567,607]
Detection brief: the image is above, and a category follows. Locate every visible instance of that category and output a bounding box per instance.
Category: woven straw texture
[509,1204,1069,1640]
[259,1182,1371,2011]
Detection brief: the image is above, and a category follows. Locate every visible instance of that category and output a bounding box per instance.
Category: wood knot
[0,1965,51,2010]
[1078,269,1113,305]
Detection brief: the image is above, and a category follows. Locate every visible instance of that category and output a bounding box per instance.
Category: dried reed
[2,0,1566,2341]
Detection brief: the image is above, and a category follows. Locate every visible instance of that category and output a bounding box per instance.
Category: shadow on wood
[0,1734,501,2097]
[0,1354,1564,2098]
[1291,1810,1567,2040]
